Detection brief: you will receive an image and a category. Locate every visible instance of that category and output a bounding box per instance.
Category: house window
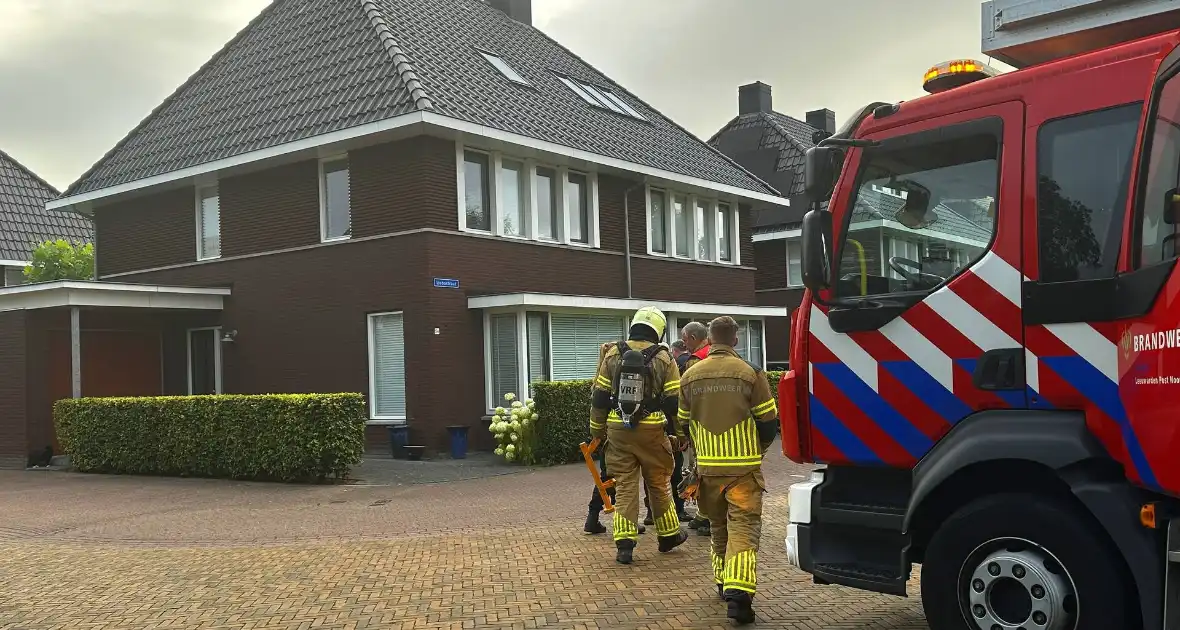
[196,185,221,260]
[500,159,527,237]
[649,190,668,254]
[535,167,559,240]
[526,312,550,393]
[717,204,733,262]
[550,314,626,380]
[187,327,222,395]
[695,199,714,260]
[490,313,520,404]
[3,267,24,287]
[648,187,739,264]
[673,195,690,257]
[464,150,492,232]
[567,172,589,244]
[735,320,765,368]
[320,156,351,241]
[457,144,599,247]
[478,50,529,85]
[557,75,646,121]
[787,240,803,287]
[368,312,407,421]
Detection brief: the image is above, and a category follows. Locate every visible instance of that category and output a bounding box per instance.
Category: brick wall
[92,132,764,453]
[0,311,27,468]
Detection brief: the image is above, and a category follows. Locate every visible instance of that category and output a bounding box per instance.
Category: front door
[807,102,1026,468]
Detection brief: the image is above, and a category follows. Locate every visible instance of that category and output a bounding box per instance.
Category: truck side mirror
[804,146,840,202]
[801,207,833,292]
[1164,188,1180,225]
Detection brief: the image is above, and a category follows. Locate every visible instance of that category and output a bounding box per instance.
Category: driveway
[0,451,927,629]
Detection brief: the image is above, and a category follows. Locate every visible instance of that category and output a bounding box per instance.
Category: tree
[23,240,95,283]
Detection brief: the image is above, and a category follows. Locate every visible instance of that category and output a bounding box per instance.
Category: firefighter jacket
[676,344,778,476]
[589,340,682,439]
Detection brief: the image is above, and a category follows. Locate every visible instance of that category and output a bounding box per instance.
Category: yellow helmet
[630,306,667,339]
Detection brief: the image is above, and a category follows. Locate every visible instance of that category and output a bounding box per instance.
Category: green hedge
[531,371,784,467]
[54,393,367,482]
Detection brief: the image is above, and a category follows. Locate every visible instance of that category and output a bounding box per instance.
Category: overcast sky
[0,0,1002,190]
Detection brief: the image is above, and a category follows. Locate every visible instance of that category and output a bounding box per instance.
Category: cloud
[0,0,268,187]
[0,0,1000,189]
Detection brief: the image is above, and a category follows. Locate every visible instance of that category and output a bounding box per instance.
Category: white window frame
[477,50,530,86]
[186,326,223,395]
[457,142,600,248]
[481,307,767,409]
[786,239,804,287]
[367,311,408,424]
[318,154,351,243]
[645,185,740,265]
[195,184,221,261]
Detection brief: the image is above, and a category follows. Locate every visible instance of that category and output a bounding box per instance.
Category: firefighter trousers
[605,426,680,542]
[699,470,766,595]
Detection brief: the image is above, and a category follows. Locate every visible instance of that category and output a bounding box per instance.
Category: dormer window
[479,51,530,85]
[557,75,646,121]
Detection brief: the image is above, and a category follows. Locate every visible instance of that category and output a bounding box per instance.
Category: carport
[0,281,230,469]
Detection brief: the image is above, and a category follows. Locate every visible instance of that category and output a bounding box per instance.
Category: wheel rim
[957,537,1078,630]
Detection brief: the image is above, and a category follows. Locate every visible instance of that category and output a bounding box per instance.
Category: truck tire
[921,492,1132,630]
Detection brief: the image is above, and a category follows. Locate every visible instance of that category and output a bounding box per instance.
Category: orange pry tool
[580,437,616,513]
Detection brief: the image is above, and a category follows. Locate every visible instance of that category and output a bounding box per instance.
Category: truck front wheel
[921,492,1132,630]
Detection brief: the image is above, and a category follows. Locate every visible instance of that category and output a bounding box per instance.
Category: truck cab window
[1138,76,1180,267]
[1036,104,1141,282]
[834,127,999,298]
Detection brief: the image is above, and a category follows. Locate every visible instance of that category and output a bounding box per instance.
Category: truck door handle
[972,348,1025,391]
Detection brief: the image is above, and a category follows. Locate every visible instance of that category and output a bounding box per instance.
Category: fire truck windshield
[833,130,999,298]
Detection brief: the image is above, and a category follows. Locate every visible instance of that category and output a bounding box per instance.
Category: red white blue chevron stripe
[807,251,1160,490]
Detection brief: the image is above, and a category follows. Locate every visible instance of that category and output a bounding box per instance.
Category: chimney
[806,108,837,136]
[488,0,532,25]
[738,82,773,115]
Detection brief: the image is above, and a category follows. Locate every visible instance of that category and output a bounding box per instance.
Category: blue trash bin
[388,425,409,459]
[447,425,470,460]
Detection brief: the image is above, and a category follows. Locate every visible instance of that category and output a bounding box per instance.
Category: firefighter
[678,321,712,537]
[677,316,778,625]
[589,306,687,564]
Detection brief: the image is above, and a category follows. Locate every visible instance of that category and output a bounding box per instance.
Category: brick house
[0,150,93,286]
[710,82,994,367]
[0,0,789,465]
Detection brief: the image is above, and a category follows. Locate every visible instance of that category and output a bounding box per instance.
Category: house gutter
[622,181,643,299]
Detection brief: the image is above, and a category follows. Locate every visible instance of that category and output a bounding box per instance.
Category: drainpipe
[622,181,643,299]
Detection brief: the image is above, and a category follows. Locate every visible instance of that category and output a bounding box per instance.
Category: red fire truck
[778,3,1180,629]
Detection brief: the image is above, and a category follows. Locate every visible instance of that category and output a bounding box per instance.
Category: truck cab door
[807,101,1026,468]
[1019,39,1180,496]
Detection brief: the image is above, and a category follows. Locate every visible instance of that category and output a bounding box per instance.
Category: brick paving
[0,452,927,629]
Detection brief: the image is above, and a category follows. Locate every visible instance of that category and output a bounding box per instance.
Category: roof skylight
[479,51,530,85]
[558,76,647,121]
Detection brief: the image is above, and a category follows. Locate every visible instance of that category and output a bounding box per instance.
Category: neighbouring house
[0,0,789,467]
[710,82,994,367]
[709,82,834,367]
[0,150,93,286]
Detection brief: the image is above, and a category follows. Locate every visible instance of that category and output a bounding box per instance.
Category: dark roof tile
[62,0,776,199]
[0,151,92,261]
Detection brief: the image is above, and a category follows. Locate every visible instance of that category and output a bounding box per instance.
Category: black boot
[616,539,635,564]
[697,521,711,537]
[725,590,755,625]
[657,529,688,553]
[638,524,646,534]
[717,584,725,601]
[643,513,654,526]
[584,512,606,534]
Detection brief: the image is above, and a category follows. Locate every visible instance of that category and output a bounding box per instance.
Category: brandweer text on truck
[775,6,1180,630]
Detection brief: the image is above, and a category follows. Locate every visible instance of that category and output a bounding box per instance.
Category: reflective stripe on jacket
[677,344,777,476]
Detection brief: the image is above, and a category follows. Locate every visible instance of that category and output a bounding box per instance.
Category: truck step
[815,501,905,531]
[813,562,909,597]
